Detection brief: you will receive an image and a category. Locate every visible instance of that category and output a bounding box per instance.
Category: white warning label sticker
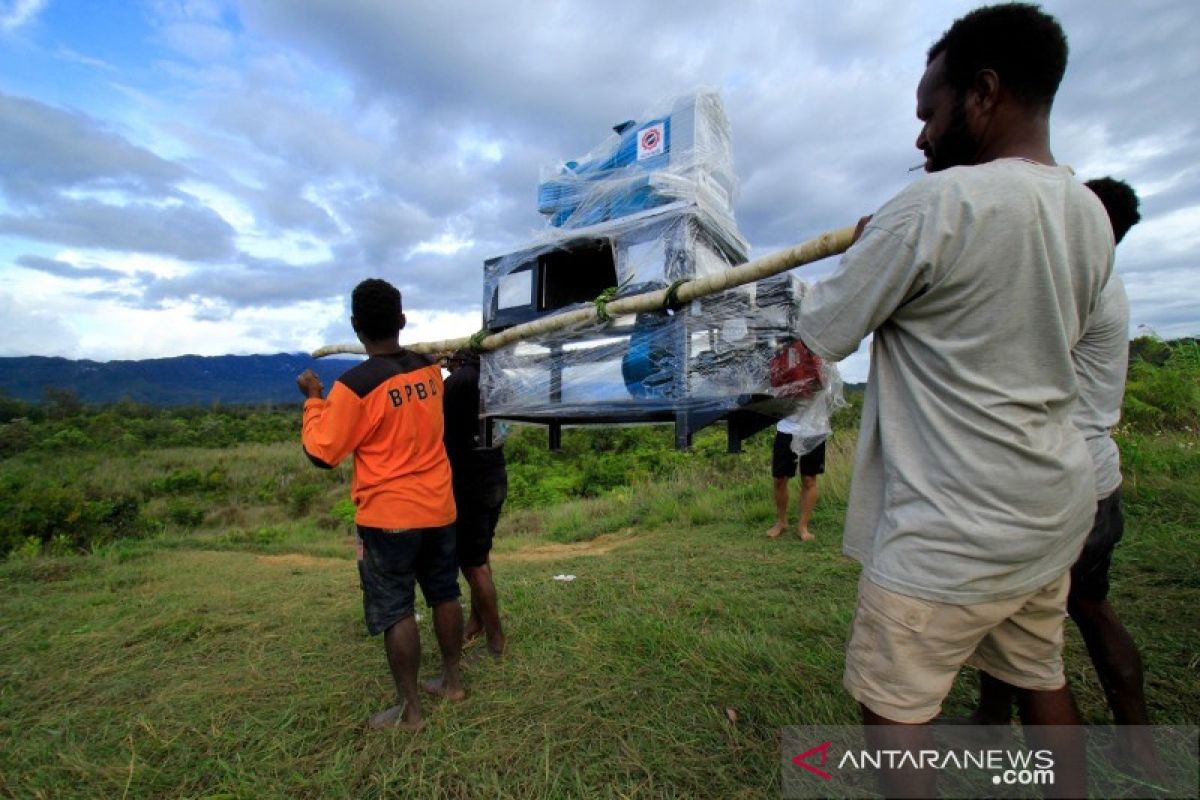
[636,122,665,160]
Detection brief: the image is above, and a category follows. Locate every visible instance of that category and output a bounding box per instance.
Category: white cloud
[456,134,504,166]
[53,46,118,71]
[0,292,80,357]
[1128,204,1200,259]
[835,340,872,385]
[160,21,234,62]
[38,295,348,361]
[403,309,485,346]
[178,180,254,229]
[59,249,190,279]
[1122,266,1200,339]
[410,231,474,258]
[314,305,483,357]
[0,0,46,32]
[236,230,331,264]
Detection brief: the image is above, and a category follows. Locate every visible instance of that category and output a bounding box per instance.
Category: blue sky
[1,0,1197,382]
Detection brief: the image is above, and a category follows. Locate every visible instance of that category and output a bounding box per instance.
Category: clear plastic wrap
[780,362,845,457]
[479,90,836,446]
[535,90,742,249]
[482,269,837,433]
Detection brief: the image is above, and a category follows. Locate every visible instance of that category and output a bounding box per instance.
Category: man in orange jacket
[297,278,463,731]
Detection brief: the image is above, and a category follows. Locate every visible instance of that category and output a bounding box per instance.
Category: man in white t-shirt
[793,5,1110,795]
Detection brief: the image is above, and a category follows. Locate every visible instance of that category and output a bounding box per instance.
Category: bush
[287,482,322,514]
[147,467,228,497]
[6,536,40,561]
[507,466,584,509]
[579,454,632,496]
[0,419,35,458]
[0,402,303,458]
[220,525,289,547]
[0,481,143,557]
[0,391,39,424]
[164,499,206,529]
[331,498,356,527]
[38,427,92,451]
[1123,338,1199,432]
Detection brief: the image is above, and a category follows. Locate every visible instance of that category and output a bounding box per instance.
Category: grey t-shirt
[1072,276,1129,499]
[797,159,1113,604]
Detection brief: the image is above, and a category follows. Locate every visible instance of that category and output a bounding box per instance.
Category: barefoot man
[767,421,825,541]
[442,349,508,657]
[298,278,465,731]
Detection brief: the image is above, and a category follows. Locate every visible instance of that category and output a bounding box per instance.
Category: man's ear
[968,68,1001,114]
[350,315,361,334]
[398,312,406,331]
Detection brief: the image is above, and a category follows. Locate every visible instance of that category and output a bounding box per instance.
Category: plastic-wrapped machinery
[480,90,840,450]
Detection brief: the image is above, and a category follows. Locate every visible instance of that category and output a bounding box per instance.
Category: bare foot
[487,634,506,658]
[464,640,505,666]
[422,676,467,702]
[798,527,815,541]
[1105,738,1170,784]
[766,522,786,539]
[463,647,490,666]
[367,702,424,732]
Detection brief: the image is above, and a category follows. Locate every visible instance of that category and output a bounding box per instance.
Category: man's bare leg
[1015,684,1088,798]
[797,474,818,541]
[1069,595,1164,777]
[766,477,789,539]
[862,705,937,798]
[421,599,467,700]
[370,615,424,731]
[464,605,483,642]
[973,670,1017,724]
[463,563,505,656]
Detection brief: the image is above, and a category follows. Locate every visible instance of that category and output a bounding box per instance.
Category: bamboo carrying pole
[311,224,857,359]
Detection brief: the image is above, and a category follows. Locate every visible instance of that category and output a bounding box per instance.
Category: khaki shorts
[843,572,1070,723]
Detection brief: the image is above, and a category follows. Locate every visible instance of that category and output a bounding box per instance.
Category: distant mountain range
[0,353,364,406]
[0,352,872,408]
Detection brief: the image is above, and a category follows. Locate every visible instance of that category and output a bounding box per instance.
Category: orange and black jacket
[302,351,456,530]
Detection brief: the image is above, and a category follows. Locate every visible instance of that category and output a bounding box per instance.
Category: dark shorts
[453,473,507,569]
[772,433,826,478]
[357,524,461,636]
[1069,489,1124,604]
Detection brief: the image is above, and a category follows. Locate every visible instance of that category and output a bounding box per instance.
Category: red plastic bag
[769,340,824,399]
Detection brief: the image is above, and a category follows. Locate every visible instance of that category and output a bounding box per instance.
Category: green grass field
[2,424,1197,799]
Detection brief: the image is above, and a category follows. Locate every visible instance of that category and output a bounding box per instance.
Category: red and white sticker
[637,122,665,160]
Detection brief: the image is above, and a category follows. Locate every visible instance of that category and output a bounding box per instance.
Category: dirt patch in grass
[493,531,633,563]
[254,553,345,569]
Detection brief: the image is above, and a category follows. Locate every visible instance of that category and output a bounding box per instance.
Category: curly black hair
[1085,177,1142,245]
[928,3,1068,109]
[351,278,404,341]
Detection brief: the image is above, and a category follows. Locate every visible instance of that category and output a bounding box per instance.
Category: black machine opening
[537,240,616,312]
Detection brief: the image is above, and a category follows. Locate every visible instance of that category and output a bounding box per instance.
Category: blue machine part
[537,118,672,228]
[621,312,677,398]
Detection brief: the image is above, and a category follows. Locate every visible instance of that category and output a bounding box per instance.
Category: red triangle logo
[791,740,833,780]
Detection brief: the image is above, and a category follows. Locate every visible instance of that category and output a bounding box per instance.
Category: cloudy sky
[1,0,1197,382]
